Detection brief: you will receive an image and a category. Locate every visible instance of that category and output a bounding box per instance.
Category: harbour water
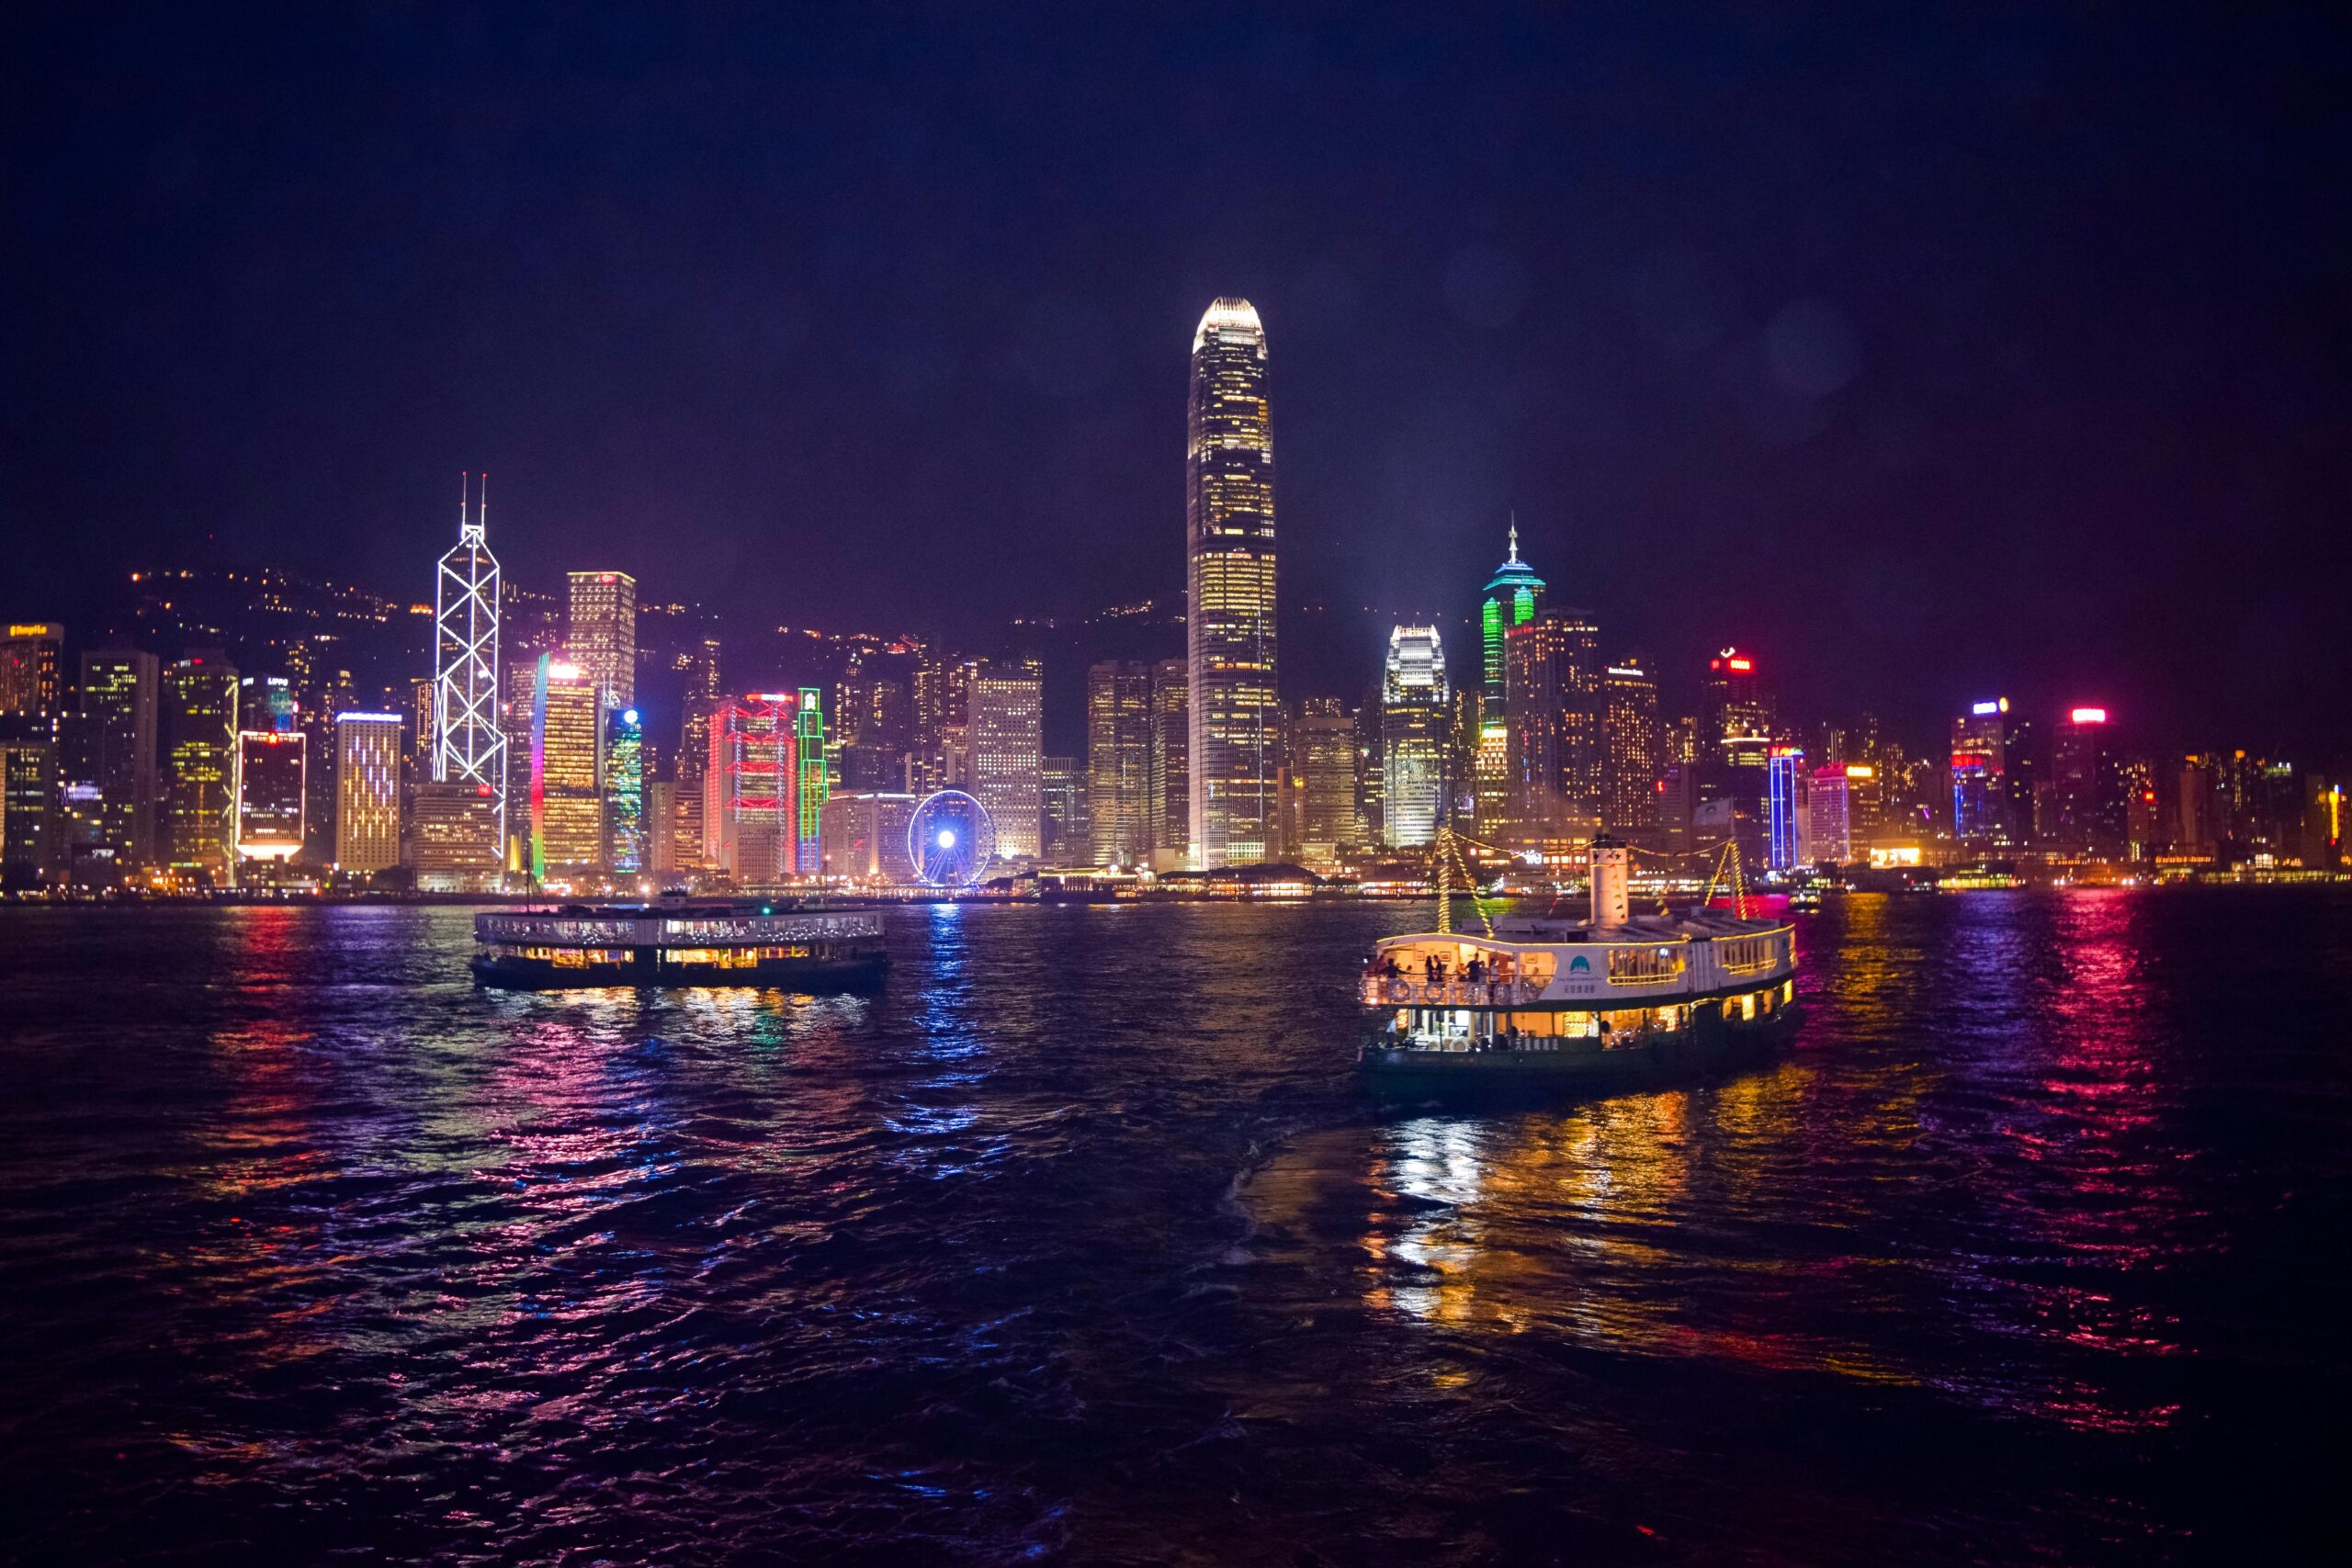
[2,892,2346,1564]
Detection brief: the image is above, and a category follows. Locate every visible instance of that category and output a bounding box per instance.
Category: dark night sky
[6,4,2348,754]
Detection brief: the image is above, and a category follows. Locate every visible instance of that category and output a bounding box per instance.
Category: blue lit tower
[434,475,507,852]
[1767,746,1806,870]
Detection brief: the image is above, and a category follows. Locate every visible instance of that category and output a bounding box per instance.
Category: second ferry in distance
[473,898,888,989]
[1357,834,1800,1096]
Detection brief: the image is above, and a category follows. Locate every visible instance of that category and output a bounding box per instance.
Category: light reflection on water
[1,892,2346,1565]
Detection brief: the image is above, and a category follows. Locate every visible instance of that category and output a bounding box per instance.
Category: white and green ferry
[1358,835,1800,1095]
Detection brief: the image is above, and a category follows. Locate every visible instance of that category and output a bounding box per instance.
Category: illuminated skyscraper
[1951,699,2009,846]
[1185,297,1278,868]
[163,653,238,883]
[566,570,638,711]
[334,713,402,873]
[1766,747,1806,870]
[1600,660,1662,840]
[1506,608,1603,849]
[1087,660,1154,868]
[1293,697,1358,869]
[1479,526,1544,705]
[1380,626,1450,849]
[605,706,644,874]
[970,660,1043,861]
[411,782,502,890]
[77,649,158,870]
[1148,659,1189,870]
[2052,706,2125,855]
[235,729,306,863]
[707,694,803,884]
[240,674,297,735]
[795,687,827,874]
[0,623,64,718]
[530,656,605,880]
[1703,649,1772,770]
[820,790,918,882]
[1040,756,1088,865]
[435,477,507,853]
[1807,764,1853,864]
[0,720,60,889]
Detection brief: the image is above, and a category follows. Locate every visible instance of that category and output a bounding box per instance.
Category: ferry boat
[1358,835,1799,1096]
[472,902,889,989]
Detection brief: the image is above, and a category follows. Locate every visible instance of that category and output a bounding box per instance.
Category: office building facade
[1506,609,1603,848]
[1293,696,1358,869]
[1149,658,1189,871]
[1087,660,1155,868]
[163,654,239,882]
[970,660,1043,861]
[1807,765,1853,864]
[235,729,307,863]
[77,649,159,871]
[820,791,919,883]
[1600,660,1662,840]
[707,694,800,885]
[530,656,605,880]
[566,570,638,713]
[1041,755,1088,865]
[1380,626,1450,849]
[334,713,402,873]
[0,623,65,719]
[605,706,644,874]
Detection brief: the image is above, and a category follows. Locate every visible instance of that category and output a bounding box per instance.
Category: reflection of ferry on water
[472,901,888,989]
[1358,834,1799,1095]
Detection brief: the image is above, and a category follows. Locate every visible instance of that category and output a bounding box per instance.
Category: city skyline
[6,9,2347,759]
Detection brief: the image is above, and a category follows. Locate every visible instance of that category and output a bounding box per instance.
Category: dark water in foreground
[2,893,2348,1565]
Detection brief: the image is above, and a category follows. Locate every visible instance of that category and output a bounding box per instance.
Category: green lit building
[1476,525,1545,832]
[605,706,644,874]
[795,688,826,874]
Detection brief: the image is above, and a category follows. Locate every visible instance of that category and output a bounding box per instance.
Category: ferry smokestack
[1589,833,1629,930]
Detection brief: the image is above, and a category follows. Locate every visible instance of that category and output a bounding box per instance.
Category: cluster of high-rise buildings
[3,295,2344,893]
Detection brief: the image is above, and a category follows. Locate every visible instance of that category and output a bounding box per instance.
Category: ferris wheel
[907,790,997,888]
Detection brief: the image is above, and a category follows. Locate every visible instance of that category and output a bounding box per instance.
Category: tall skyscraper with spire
[1480,522,1545,705]
[1476,523,1544,832]
[434,475,507,853]
[1184,297,1278,868]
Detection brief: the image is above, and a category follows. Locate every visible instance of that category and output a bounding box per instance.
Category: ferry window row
[1717,935,1786,974]
[1606,945,1686,984]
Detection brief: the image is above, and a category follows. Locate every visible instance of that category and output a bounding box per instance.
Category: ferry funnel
[1589,833,1630,930]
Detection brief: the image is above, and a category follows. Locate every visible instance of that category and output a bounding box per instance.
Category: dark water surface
[2,893,2348,1565]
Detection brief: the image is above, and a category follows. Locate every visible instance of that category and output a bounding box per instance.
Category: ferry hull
[470,950,889,991]
[1357,1005,1800,1099]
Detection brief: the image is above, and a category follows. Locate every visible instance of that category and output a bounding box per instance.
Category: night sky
[6,5,2347,753]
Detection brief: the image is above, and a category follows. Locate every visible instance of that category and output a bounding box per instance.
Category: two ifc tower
[1184,297,1530,870]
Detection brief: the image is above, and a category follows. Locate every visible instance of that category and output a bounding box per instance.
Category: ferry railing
[1361,977,1539,1009]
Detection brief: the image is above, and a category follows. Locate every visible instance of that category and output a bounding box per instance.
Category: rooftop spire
[1507,512,1520,563]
